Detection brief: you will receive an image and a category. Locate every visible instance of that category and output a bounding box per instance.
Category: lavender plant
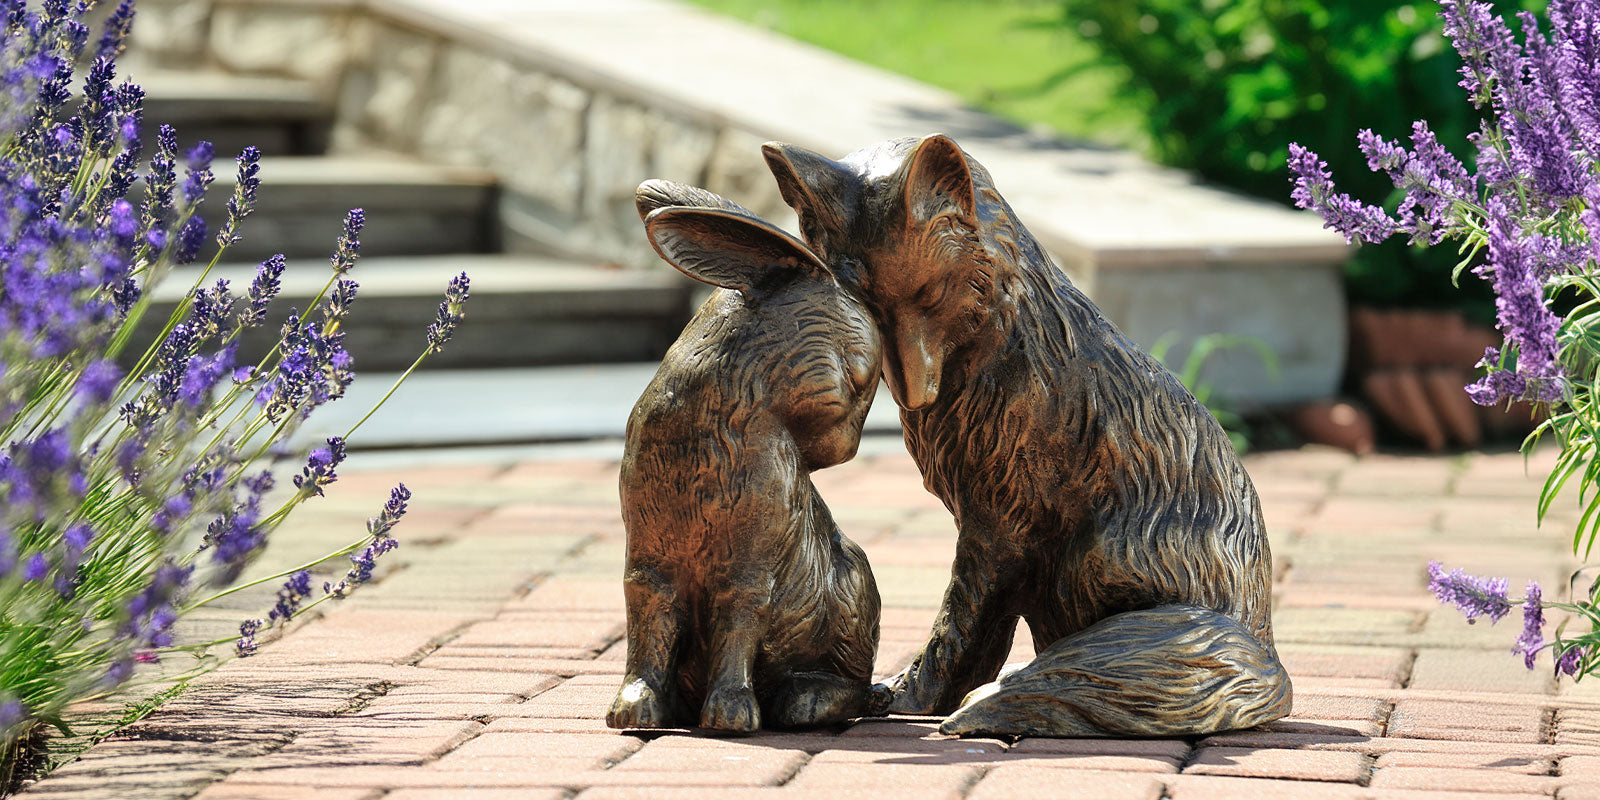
[1288,0,1600,678]
[0,0,471,770]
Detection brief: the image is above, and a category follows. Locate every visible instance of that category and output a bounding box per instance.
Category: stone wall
[125,0,795,271]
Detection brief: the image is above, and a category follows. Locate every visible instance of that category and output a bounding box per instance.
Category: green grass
[683,0,1148,149]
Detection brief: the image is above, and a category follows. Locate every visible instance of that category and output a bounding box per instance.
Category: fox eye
[799,217,826,250]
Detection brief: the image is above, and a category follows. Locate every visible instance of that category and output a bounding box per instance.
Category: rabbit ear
[645,206,827,292]
[634,179,754,221]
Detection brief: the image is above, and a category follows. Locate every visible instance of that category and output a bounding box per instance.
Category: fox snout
[883,316,943,411]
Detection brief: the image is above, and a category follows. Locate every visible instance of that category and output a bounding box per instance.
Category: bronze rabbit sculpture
[607,180,885,733]
[761,134,1291,738]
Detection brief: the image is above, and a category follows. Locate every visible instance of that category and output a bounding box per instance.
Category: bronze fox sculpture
[761,135,1291,737]
[607,180,885,733]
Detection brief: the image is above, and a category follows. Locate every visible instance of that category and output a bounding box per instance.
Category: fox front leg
[882,523,1021,714]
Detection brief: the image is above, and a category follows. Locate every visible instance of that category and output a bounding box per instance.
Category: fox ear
[904,134,975,219]
[634,179,754,221]
[645,206,827,292]
[762,142,854,234]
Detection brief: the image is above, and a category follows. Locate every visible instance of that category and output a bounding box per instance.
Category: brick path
[15,441,1600,799]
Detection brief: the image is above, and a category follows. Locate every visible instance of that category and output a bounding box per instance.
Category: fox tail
[939,604,1291,738]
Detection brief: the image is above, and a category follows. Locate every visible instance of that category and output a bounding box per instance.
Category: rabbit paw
[608,678,675,729]
[700,683,760,732]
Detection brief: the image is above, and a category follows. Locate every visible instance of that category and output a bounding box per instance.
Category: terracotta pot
[1420,368,1482,449]
[1287,400,1376,455]
[1363,369,1447,451]
[1347,305,1538,450]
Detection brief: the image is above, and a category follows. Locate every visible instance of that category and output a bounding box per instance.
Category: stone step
[288,363,905,451]
[188,155,499,263]
[133,254,694,372]
[136,71,333,157]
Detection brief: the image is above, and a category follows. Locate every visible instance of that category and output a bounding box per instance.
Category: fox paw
[880,663,951,715]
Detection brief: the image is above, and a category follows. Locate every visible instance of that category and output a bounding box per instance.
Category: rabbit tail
[939,604,1291,738]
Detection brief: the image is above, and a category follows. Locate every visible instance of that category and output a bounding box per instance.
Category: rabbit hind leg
[765,672,876,728]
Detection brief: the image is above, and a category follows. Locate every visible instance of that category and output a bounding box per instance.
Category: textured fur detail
[609,181,883,732]
[763,135,1290,737]
[941,605,1291,737]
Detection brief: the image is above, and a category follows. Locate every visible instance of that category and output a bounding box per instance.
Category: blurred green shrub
[1150,333,1279,453]
[1052,0,1524,314]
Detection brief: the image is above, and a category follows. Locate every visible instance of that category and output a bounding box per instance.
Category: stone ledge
[356,0,1351,403]
[365,0,1348,272]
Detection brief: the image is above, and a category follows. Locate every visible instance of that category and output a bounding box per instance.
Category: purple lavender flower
[1514,581,1545,668]
[326,536,399,598]
[120,322,200,425]
[330,208,363,275]
[75,359,119,403]
[180,140,214,209]
[190,278,234,339]
[426,272,471,352]
[0,699,24,733]
[1396,122,1478,245]
[240,254,285,328]
[2,0,24,29]
[94,0,134,61]
[111,276,141,314]
[204,499,266,585]
[292,437,346,499]
[261,318,352,422]
[105,143,141,205]
[176,345,236,407]
[103,659,133,688]
[1441,0,1524,106]
[1501,12,1591,203]
[1466,368,1530,406]
[22,552,46,581]
[26,429,70,474]
[1558,645,1587,677]
[236,618,261,658]
[216,146,260,248]
[61,19,90,59]
[77,56,115,155]
[140,124,178,233]
[1546,0,1600,158]
[1427,561,1513,623]
[268,570,313,624]
[174,214,206,265]
[1357,128,1407,176]
[118,562,191,652]
[1287,143,1400,244]
[324,278,357,322]
[1465,200,1566,403]
[26,54,71,134]
[63,523,92,556]
[151,494,191,534]
[368,483,410,537]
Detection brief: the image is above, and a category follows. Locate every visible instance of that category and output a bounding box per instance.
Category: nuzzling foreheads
[637,181,881,469]
[762,135,1021,411]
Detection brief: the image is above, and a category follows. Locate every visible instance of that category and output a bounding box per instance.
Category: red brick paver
[18,444,1600,799]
